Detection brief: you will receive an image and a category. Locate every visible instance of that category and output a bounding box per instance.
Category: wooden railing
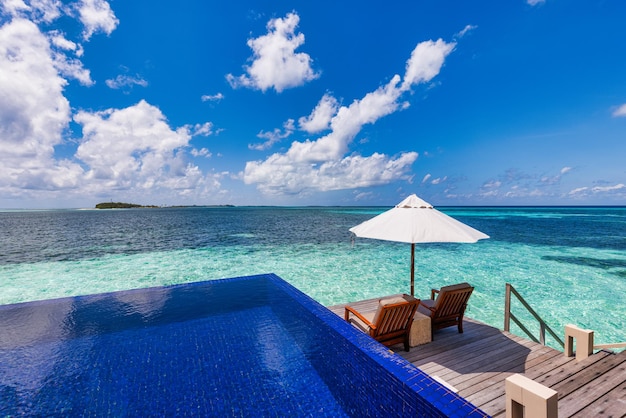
[594,341,626,350]
[504,283,564,348]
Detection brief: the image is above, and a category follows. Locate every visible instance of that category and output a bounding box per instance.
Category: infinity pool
[0,274,487,416]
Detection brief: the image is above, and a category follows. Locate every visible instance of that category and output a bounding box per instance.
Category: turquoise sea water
[1,206,625,349]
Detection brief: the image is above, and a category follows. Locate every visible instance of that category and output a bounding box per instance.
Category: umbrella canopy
[349,194,489,295]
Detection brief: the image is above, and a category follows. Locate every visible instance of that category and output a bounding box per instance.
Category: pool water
[0,274,487,417]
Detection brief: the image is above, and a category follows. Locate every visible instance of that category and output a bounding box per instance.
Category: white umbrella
[349,194,489,296]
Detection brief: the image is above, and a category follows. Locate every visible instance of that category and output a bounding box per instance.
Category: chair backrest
[370,295,419,338]
[432,283,474,319]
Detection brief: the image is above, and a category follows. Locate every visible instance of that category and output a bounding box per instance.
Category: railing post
[565,324,594,361]
[540,322,546,346]
[504,283,511,332]
[505,374,558,418]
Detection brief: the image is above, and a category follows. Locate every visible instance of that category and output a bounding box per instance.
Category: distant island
[95,202,235,209]
[95,202,159,209]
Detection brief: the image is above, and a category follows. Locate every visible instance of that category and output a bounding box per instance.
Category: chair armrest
[430,288,440,300]
[419,299,436,313]
[344,306,377,330]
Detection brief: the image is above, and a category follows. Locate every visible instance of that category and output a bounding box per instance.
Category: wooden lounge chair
[417,282,474,340]
[344,294,419,351]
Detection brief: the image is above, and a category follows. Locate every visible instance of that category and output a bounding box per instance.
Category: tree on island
[95,202,158,209]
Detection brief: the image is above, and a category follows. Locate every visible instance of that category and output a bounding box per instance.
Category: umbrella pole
[410,243,415,296]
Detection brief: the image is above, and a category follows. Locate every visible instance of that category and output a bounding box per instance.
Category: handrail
[504,283,564,348]
[594,342,626,350]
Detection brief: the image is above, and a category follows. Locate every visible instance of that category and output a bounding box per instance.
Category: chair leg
[404,335,410,352]
[458,319,464,334]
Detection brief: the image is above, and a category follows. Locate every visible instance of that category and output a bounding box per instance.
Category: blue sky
[1,0,625,208]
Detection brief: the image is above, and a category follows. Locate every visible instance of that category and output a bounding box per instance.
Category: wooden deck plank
[553,350,626,399]
[557,355,626,417]
[571,379,626,418]
[452,345,559,394]
[534,349,614,388]
[465,348,577,413]
[328,297,625,417]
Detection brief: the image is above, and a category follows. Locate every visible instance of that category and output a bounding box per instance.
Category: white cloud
[455,25,477,38]
[249,119,295,151]
[0,18,83,194]
[422,174,431,184]
[188,122,214,137]
[69,101,225,201]
[191,147,211,158]
[592,183,625,193]
[430,176,447,185]
[74,100,191,188]
[568,184,625,198]
[201,92,224,102]
[49,30,84,56]
[540,167,568,185]
[281,74,405,164]
[527,0,545,6]
[0,1,228,205]
[51,49,92,85]
[568,187,588,196]
[73,100,213,194]
[0,0,30,16]
[354,191,374,201]
[244,152,418,195]
[612,103,626,117]
[482,180,502,189]
[243,38,454,196]
[105,74,148,90]
[76,0,118,40]
[1,0,62,23]
[298,93,339,133]
[401,39,456,91]
[226,12,320,93]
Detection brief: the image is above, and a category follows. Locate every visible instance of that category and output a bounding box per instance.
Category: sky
[1,0,626,208]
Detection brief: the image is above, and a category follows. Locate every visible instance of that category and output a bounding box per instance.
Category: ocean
[1,206,625,349]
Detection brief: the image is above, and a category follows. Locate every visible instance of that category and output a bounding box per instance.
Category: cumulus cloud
[455,24,477,38]
[226,12,320,93]
[0,1,227,205]
[73,100,207,193]
[49,30,84,56]
[474,179,503,199]
[612,103,626,117]
[201,92,224,102]
[540,166,572,185]
[75,0,118,40]
[401,39,455,91]
[191,148,211,158]
[1,0,62,23]
[243,38,455,195]
[51,49,93,85]
[568,187,588,196]
[593,183,625,192]
[568,183,625,198]
[298,93,339,133]
[105,74,148,90]
[0,18,83,194]
[187,122,215,137]
[249,119,295,151]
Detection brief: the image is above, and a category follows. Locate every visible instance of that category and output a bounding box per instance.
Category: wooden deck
[328,296,626,417]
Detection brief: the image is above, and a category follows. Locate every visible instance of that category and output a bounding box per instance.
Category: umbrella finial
[396,194,433,209]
